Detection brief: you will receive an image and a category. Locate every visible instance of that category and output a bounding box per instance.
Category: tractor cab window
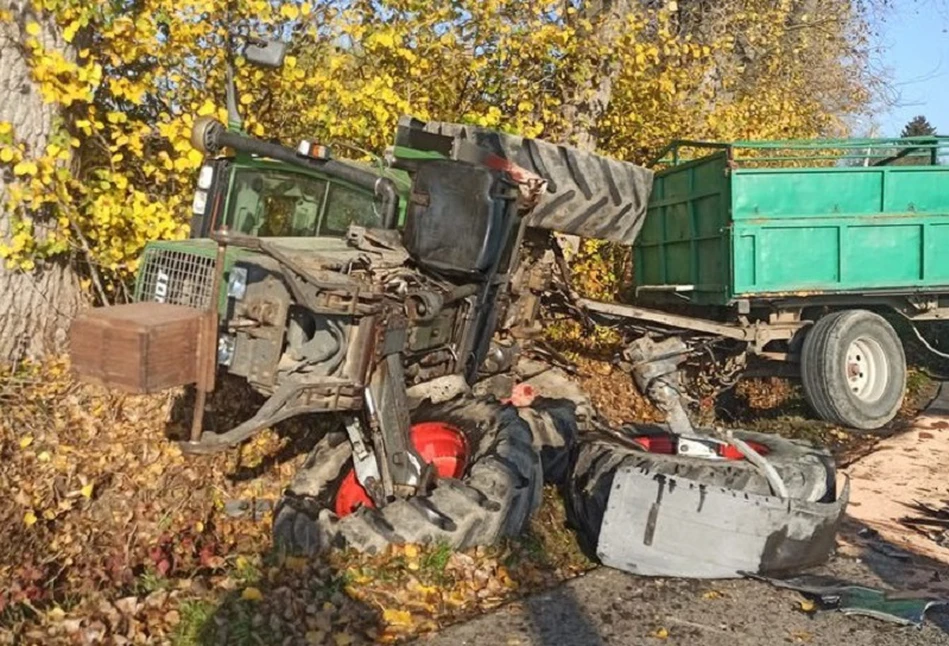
[322,183,377,235]
[223,168,380,237]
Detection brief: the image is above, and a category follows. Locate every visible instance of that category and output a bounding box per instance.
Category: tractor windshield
[223,167,379,237]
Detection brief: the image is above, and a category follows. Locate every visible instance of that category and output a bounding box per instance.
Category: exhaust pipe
[191,117,399,229]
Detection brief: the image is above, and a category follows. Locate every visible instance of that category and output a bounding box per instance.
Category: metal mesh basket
[136,247,215,310]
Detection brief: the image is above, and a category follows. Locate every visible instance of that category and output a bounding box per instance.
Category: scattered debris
[749,573,949,627]
[843,385,949,564]
[856,527,913,561]
[565,335,846,579]
[900,499,949,548]
[593,463,847,579]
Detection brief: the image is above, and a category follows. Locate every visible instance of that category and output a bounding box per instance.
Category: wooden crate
[69,302,206,393]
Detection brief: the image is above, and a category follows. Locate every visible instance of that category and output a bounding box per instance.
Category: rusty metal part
[68,302,205,393]
[623,336,696,439]
[190,240,226,442]
[580,298,803,358]
[179,380,365,455]
[583,298,753,340]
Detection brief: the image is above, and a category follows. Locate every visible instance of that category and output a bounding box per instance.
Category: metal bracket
[367,350,433,498]
[343,414,383,503]
[179,379,362,455]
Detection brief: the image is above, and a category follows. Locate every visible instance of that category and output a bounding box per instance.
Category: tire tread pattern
[801,310,906,429]
[395,118,654,245]
[273,398,543,555]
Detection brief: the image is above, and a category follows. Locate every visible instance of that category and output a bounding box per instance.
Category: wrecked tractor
[64,38,847,572]
[66,100,667,554]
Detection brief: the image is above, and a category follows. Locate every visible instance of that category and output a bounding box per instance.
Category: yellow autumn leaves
[0,0,872,292]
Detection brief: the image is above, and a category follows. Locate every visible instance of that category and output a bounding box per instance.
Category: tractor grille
[136,247,216,310]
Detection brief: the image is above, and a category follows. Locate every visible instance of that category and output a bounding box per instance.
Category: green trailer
[591,137,949,430]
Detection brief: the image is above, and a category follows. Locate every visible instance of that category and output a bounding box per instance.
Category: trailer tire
[564,429,836,556]
[801,310,906,430]
[272,397,542,555]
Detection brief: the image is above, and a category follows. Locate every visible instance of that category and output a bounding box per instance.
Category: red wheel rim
[334,422,469,517]
[335,468,374,517]
[410,422,469,479]
[630,432,770,460]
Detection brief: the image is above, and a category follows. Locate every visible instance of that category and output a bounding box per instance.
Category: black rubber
[801,309,906,430]
[564,428,837,556]
[395,118,652,245]
[517,397,580,486]
[272,397,542,555]
[512,366,596,486]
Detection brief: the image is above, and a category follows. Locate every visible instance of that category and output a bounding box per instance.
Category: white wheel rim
[845,337,889,403]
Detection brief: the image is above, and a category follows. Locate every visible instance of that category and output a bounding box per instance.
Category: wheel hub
[845,336,889,403]
[334,422,469,517]
[630,431,770,461]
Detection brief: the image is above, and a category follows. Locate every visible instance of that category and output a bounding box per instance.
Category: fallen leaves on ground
[797,598,817,614]
[573,357,661,426]
[0,358,592,645]
[1,354,933,644]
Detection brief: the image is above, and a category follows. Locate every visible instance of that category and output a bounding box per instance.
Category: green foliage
[901,115,937,138]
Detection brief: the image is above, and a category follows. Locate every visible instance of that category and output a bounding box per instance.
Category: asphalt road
[415,385,949,646]
[415,554,949,646]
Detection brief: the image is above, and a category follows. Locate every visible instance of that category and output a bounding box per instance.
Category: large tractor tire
[801,309,906,430]
[565,428,836,556]
[394,117,653,246]
[272,397,542,555]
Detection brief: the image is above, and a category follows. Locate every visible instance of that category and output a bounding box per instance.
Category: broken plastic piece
[748,573,949,627]
[503,382,538,407]
[595,468,848,579]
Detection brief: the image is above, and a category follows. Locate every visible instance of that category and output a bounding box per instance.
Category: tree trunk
[560,0,634,152]
[0,1,81,362]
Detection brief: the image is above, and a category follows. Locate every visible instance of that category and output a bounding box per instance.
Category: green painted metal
[227,154,413,227]
[134,237,365,312]
[133,239,237,312]
[635,137,949,305]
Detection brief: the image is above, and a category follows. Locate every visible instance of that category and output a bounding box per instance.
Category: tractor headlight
[197,164,214,190]
[227,266,248,300]
[191,189,208,215]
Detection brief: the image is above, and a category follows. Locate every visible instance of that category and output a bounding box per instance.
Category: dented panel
[596,467,849,579]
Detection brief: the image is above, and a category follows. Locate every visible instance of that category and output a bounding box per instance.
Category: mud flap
[596,467,849,579]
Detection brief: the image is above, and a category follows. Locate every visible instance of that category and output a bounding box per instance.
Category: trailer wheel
[801,310,906,430]
[272,397,542,555]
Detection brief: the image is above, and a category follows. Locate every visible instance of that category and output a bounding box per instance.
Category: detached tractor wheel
[801,310,906,430]
[272,397,542,555]
[565,428,837,558]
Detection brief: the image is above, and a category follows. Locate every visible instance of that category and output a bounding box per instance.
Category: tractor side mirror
[244,39,287,69]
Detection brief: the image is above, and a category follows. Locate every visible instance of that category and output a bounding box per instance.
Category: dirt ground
[415,554,949,646]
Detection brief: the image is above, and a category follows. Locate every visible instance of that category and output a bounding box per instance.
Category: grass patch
[172,599,216,646]
[420,541,453,582]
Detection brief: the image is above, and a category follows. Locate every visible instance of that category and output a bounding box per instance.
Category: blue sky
[874,1,949,136]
